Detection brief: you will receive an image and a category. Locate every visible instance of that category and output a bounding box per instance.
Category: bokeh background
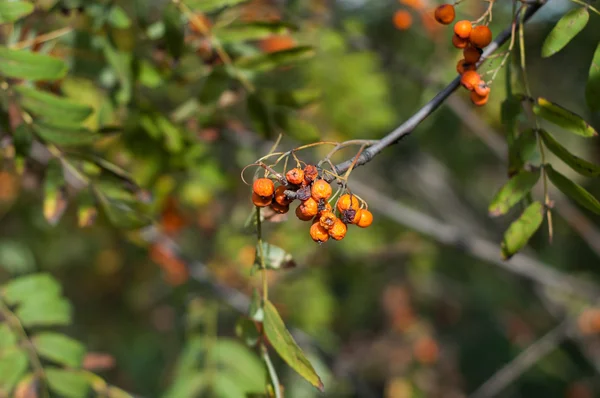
[1,0,600,397]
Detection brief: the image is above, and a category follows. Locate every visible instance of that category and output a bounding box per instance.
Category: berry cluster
[434,4,493,106]
[251,165,373,243]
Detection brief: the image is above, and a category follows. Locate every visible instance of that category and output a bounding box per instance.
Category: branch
[331,2,546,177]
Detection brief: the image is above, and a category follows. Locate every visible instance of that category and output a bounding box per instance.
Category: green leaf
[192,0,250,12]
[501,201,544,259]
[33,123,101,146]
[0,348,28,394]
[46,369,90,398]
[15,86,93,125]
[263,300,323,391]
[236,318,260,347]
[108,5,131,28]
[0,1,34,23]
[542,8,589,58]
[34,333,86,368]
[0,324,17,351]
[236,46,315,73]
[209,339,266,392]
[17,297,72,327]
[586,42,600,112]
[0,46,67,81]
[2,273,62,306]
[533,97,597,137]
[213,22,293,43]
[255,242,295,270]
[163,4,184,60]
[489,170,540,217]
[539,130,600,177]
[44,159,68,226]
[546,164,600,215]
[509,129,538,176]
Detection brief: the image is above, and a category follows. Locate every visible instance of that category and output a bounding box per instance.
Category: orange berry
[393,10,413,30]
[342,208,361,224]
[252,192,272,207]
[317,200,332,215]
[303,164,318,184]
[270,201,289,214]
[463,46,482,64]
[451,34,469,49]
[285,168,304,185]
[337,194,360,213]
[253,178,274,197]
[456,59,476,74]
[470,25,492,48]
[434,4,455,25]
[400,0,425,10]
[474,81,491,97]
[329,219,347,241]
[460,70,481,91]
[295,198,319,221]
[310,222,329,243]
[357,209,373,228]
[274,186,292,206]
[470,90,489,106]
[413,336,439,365]
[259,35,295,53]
[311,180,332,201]
[453,20,472,39]
[319,211,337,230]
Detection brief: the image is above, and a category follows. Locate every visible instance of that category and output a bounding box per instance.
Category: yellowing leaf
[533,97,597,137]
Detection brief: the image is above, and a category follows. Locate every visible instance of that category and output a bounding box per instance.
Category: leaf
[0,348,28,394]
[0,324,17,351]
[14,86,93,125]
[108,5,131,29]
[2,273,62,306]
[34,333,86,368]
[509,129,538,176]
[33,123,101,146]
[501,201,544,259]
[235,46,315,73]
[44,159,68,226]
[263,300,323,391]
[46,369,90,398]
[209,339,266,392]
[213,22,293,43]
[586,42,600,112]
[255,242,296,270]
[95,191,152,230]
[236,318,260,347]
[193,0,250,12]
[489,170,540,216]
[533,97,597,137]
[539,130,600,177]
[542,8,589,58]
[17,297,72,327]
[0,46,67,81]
[0,1,34,23]
[546,164,600,215]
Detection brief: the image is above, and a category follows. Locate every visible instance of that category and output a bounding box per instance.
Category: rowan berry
[317,199,332,215]
[434,4,455,25]
[310,222,329,243]
[452,34,469,49]
[470,25,492,48]
[456,59,476,75]
[270,201,289,214]
[319,211,337,230]
[356,209,373,228]
[286,168,304,185]
[453,20,472,39]
[252,192,272,207]
[311,179,332,201]
[253,178,275,197]
[470,90,489,106]
[303,164,318,184]
[401,0,425,11]
[295,198,319,221]
[259,35,295,53]
[460,70,481,91]
[274,186,292,206]
[337,194,360,212]
[474,81,491,97]
[342,208,360,224]
[393,10,413,31]
[296,185,312,201]
[463,46,482,64]
[329,219,347,240]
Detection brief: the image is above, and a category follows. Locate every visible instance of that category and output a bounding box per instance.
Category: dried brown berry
[303,164,319,184]
[296,185,312,201]
[319,211,337,230]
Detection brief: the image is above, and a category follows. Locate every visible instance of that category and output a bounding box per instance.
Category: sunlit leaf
[213,22,293,43]
[191,0,250,12]
[108,5,131,28]
[586,42,600,112]
[2,273,62,306]
[263,300,323,391]
[0,46,67,81]
[546,164,600,214]
[33,123,101,146]
[0,1,34,23]
[209,339,266,392]
[539,130,600,177]
[0,324,17,350]
[46,369,90,398]
[488,169,540,217]
[77,189,98,228]
[0,348,28,394]
[533,97,597,137]
[236,46,315,73]
[17,297,72,327]
[14,86,93,125]
[542,8,589,58]
[501,201,544,259]
[34,333,86,368]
